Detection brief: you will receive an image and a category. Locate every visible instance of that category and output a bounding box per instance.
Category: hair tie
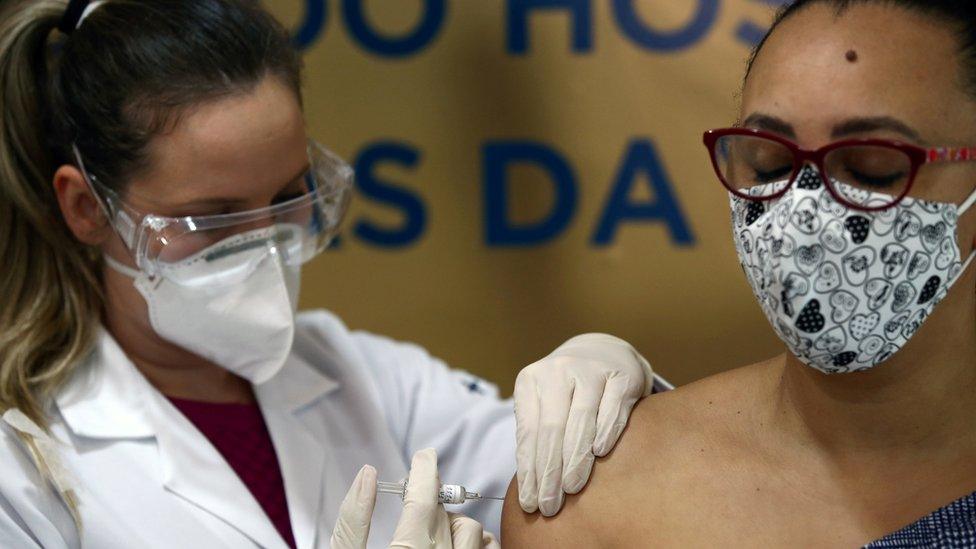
[58,0,105,34]
[58,0,90,34]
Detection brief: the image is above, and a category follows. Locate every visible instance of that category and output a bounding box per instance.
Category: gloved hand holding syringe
[330,449,502,548]
[377,478,505,504]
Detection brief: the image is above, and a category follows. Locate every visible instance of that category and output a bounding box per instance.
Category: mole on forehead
[846,49,858,63]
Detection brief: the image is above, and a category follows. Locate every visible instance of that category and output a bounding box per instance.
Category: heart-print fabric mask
[731,166,976,373]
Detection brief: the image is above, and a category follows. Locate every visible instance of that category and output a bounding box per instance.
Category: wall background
[265,0,790,395]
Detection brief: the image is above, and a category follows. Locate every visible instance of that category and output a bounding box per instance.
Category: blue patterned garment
[865,491,976,548]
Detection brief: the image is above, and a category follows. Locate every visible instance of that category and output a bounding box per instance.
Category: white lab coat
[0,310,517,548]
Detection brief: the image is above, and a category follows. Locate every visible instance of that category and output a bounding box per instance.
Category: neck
[101,269,255,404]
[772,284,976,457]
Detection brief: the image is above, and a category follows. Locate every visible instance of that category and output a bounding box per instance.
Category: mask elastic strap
[103,254,141,279]
[947,247,976,290]
[952,186,976,288]
[958,185,976,216]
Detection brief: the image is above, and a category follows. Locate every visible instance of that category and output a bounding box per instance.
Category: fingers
[401,448,440,511]
[593,373,642,457]
[535,377,573,517]
[514,333,651,516]
[329,465,377,549]
[561,378,604,494]
[514,371,541,513]
[448,513,484,549]
[391,449,452,547]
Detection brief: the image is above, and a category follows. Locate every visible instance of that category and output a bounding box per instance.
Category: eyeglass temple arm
[70,143,141,250]
[926,147,976,163]
[70,144,114,218]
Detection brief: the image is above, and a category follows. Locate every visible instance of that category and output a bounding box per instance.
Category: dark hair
[53,0,303,187]
[747,0,976,99]
[0,0,302,429]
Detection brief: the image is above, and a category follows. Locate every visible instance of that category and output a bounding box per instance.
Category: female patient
[503,0,976,546]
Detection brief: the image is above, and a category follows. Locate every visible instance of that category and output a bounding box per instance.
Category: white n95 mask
[731,166,976,374]
[105,225,301,384]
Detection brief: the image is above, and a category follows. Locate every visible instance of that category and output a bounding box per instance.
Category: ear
[53,164,113,246]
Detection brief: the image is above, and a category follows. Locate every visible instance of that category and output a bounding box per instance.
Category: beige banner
[265,0,789,394]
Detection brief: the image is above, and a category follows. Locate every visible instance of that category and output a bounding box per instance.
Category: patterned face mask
[731,166,976,374]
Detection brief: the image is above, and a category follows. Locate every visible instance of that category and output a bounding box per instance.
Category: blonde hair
[0,0,102,430]
[0,0,98,528]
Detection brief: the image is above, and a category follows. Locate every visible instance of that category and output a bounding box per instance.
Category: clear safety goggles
[74,139,352,285]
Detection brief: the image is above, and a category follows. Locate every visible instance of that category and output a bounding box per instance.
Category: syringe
[377,479,505,505]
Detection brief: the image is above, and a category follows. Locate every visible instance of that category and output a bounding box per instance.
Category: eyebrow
[830,117,922,141]
[740,113,923,143]
[741,113,796,138]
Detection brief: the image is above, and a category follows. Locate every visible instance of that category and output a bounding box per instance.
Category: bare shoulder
[502,358,782,548]
[621,357,781,460]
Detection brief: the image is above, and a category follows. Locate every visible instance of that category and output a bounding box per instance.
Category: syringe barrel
[438,484,467,504]
[378,480,472,504]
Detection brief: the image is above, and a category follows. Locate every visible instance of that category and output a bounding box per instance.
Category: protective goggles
[74,139,352,285]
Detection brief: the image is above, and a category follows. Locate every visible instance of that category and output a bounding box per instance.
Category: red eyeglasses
[703,127,976,211]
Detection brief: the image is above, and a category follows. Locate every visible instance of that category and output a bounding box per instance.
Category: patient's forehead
[743,3,976,145]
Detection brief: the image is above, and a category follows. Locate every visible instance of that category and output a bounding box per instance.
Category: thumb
[330,465,378,549]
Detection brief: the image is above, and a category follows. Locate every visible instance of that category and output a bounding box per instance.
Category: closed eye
[754,165,793,184]
[848,169,906,189]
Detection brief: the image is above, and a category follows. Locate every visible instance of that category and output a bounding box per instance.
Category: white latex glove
[514,333,653,517]
[330,449,501,549]
[329,463,377,549]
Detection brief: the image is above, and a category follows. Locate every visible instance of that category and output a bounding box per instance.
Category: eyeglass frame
[702,127,976,212]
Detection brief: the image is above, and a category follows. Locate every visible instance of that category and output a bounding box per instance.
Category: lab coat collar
[55,328,156,440]
[153,351,339,549]
[57,327,342,549]
[157,346,344,549]
[55,328,341,440]
[153,394,294,549]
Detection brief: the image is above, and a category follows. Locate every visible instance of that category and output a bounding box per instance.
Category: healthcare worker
[0,1,665,547]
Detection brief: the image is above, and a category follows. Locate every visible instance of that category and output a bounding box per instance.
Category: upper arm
[349,329,515,453]
[296,310,516,453]
[501,393,688,548]
[501,474,604,548]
